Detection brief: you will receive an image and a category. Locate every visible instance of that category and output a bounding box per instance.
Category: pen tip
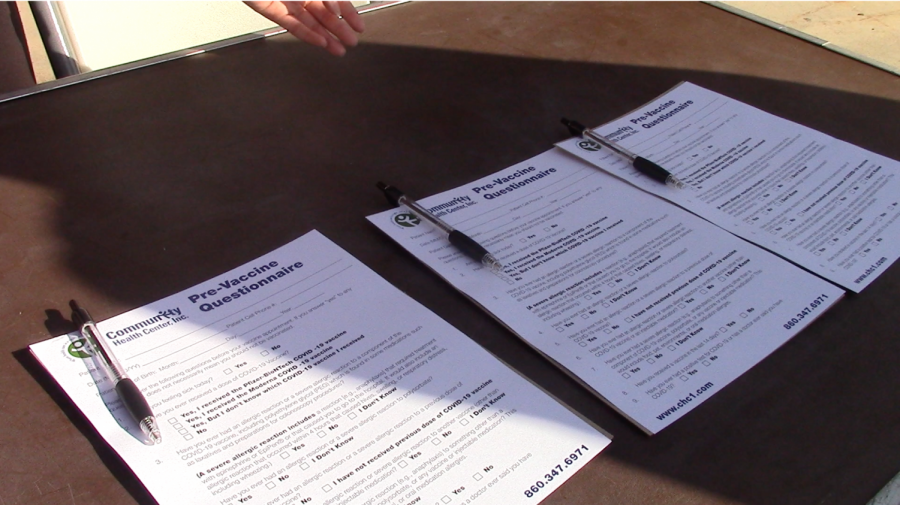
[561,118,585,137]
[483,254,503,273]
[141,418,162,445]
[378,182,403,206]
[666,174,687,189]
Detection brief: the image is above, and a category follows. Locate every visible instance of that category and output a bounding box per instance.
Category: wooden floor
[715,1,900,76]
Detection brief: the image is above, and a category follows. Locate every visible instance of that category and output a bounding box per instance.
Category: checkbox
[647,358,656,364]
[261,350,270,356]
[678,303,685,309]
[442,497,451,504]
[323,485,333,492]
[582,314,590,319]
[178,429,189,435]
[267,482,276,490]
[700,289,707,294]
[318,431,327,438]
[622,373,631,379]
[224,368,233,374]
[680,376,689,382]
[432,438,442,446]
[740,312,748,318]
[348,412,357,420]
[718,276,726,282]
[703,360,711,366]
[720,327,727,333]
[301,462,310,470]
[556,327,565,333]
[460,418,469,426]
[604,328,612,334]
[625,317,633,323]
[281,452,290,459]
[579,342,587,347]
[399,460,408,468]
[474,473,483,481]
[668,345,676,351]
[584,295,592,300]
[168,418,178,424]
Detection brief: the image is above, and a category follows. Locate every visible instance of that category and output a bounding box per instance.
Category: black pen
[377,182,502,271]
[561,117,685,189]
[70,300,162,445]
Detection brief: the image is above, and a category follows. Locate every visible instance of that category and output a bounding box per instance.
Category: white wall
[61,1,279,72]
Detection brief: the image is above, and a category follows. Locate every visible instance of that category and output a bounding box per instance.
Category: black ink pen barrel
[448,231,495,267]
[116,378,158,441]
[561,117,685,189]
[632,156,674,185]
[70,300,162,445]
[377,182,502,271]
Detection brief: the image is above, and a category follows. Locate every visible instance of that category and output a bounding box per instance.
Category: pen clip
[376,181,403,207]
[561,117,587,138]
[69,299,91,327]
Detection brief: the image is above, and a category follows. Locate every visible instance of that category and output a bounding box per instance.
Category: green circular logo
[577,140,602,152]
[67,338,93,359]
[392,212,421,228]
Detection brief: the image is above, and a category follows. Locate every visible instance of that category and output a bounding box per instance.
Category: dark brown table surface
[2,2,899,504]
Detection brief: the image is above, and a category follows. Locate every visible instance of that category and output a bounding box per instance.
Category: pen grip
[116,378,155,423]
[633,156,670,184]
[448,230,490,263]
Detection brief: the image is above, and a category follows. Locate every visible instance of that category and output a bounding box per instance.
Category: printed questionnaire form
[557,82,900,292]
[368,149,844,434]
[31,231,611,505]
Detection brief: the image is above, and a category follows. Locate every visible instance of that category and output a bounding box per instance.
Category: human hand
[244,1,365,56]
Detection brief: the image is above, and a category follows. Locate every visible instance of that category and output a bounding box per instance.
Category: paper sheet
[556,82,900,292]
[31,231,611,505]
[367,150,844,434]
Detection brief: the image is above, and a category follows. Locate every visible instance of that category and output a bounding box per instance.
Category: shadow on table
[4,37,900,505]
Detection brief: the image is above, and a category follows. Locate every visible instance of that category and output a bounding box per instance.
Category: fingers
[324,1,341,16]
[244,1,365,57]
[244,1,328,49]
[302,1,364,51]
[285,2,349,55]
[339,1,366,34]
